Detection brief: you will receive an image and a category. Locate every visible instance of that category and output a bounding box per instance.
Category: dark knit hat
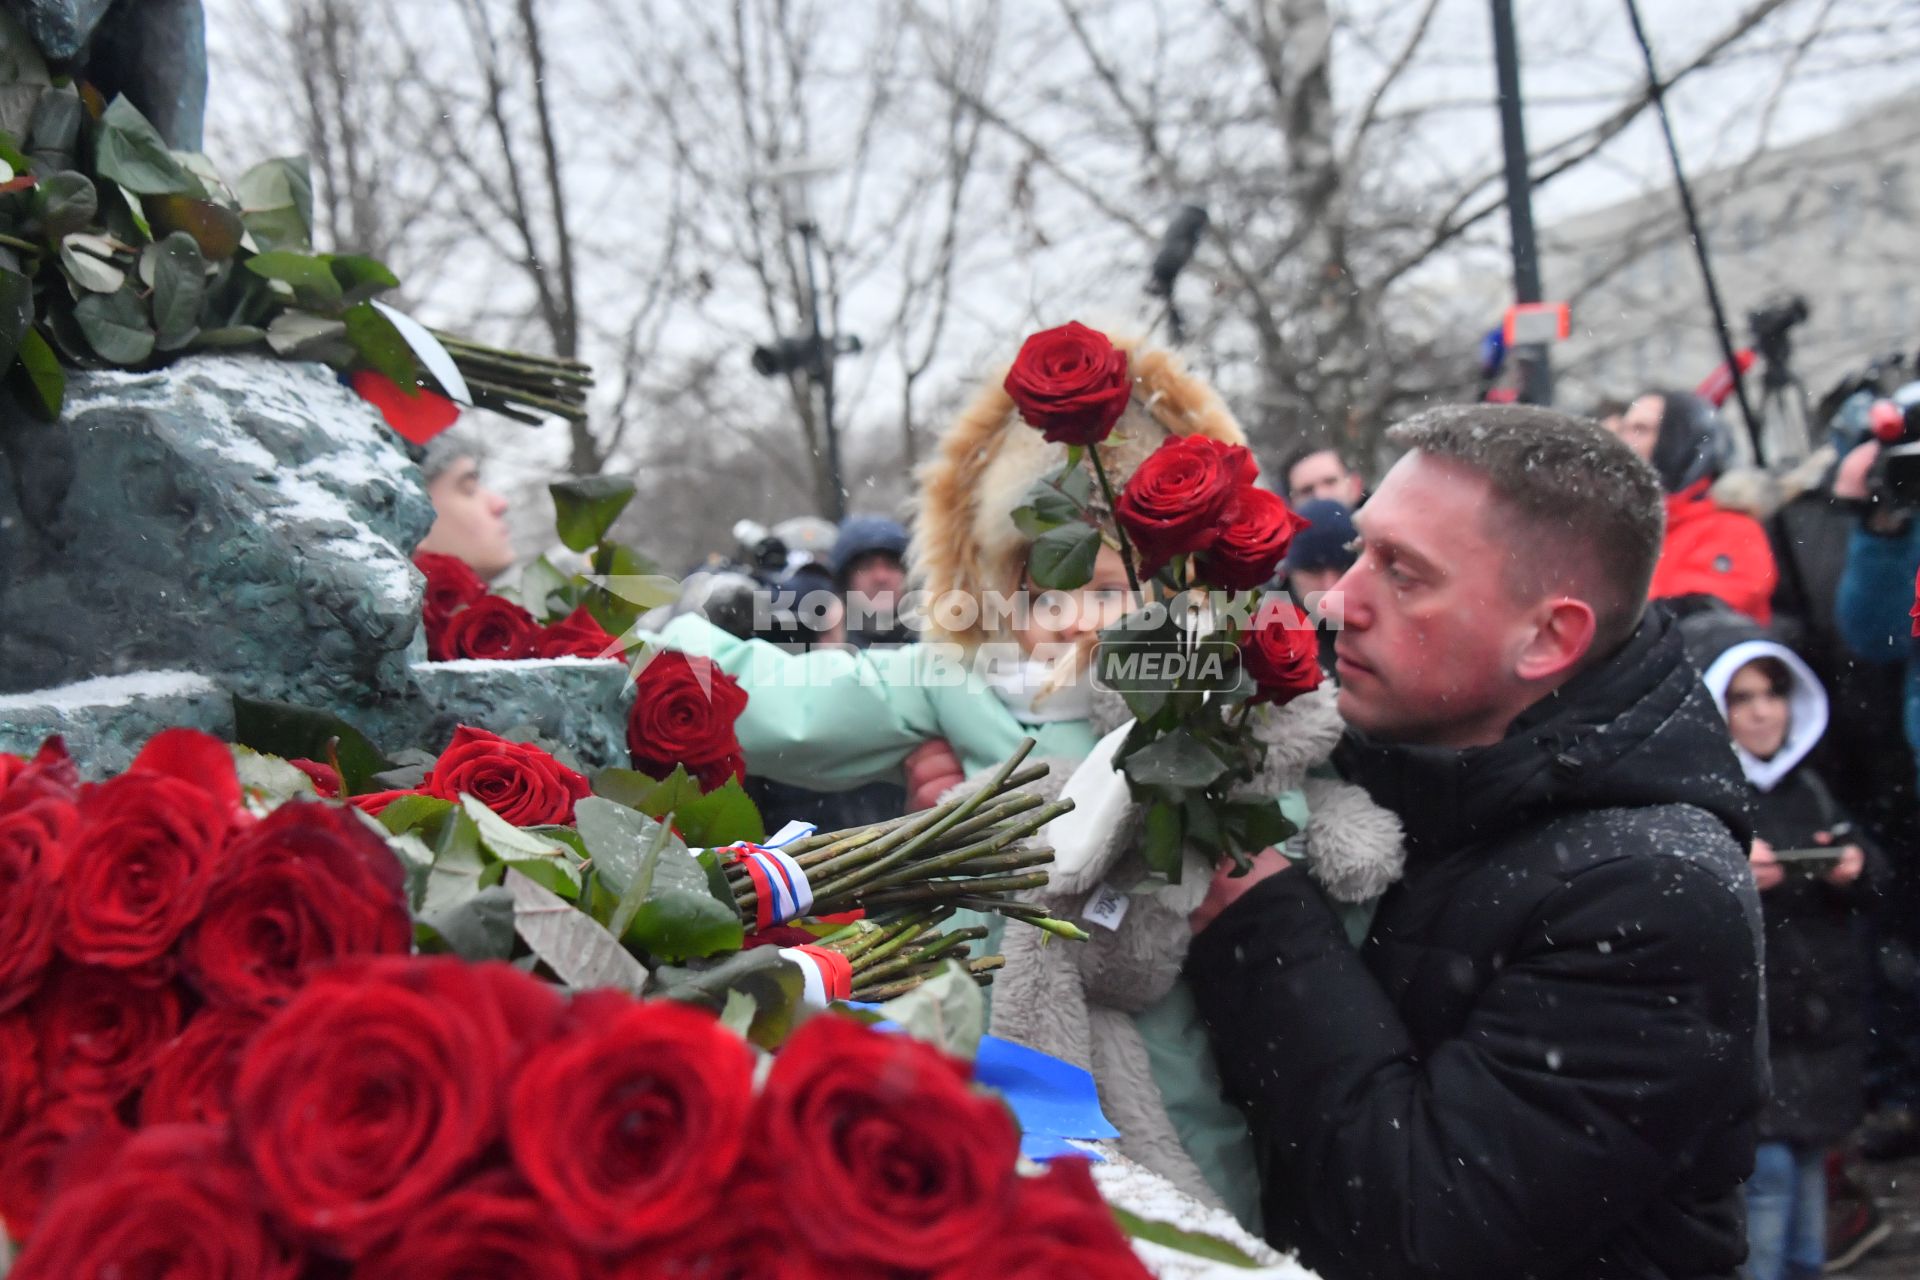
[1284,499,1360,573]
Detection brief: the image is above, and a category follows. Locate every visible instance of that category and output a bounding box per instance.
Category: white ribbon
[779,947,831,1007]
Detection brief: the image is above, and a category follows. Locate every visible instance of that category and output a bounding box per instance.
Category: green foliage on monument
[0,72,590,423]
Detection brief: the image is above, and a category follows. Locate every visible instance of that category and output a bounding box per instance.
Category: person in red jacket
[1613,390,1778,622]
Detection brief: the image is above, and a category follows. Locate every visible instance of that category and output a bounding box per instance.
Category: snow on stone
[0,670,220,712]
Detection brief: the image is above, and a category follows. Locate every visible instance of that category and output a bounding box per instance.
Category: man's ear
[1515,597,1597,684]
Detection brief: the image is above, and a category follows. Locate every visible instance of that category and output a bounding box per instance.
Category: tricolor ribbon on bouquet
[779,944,855,1007]
[723,820,817,931]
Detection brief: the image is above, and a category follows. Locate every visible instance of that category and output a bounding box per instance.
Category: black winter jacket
[1186,611,1765,1280]
[1749,769,1872,1147]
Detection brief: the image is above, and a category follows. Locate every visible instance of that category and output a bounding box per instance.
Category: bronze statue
[2,0,205,148]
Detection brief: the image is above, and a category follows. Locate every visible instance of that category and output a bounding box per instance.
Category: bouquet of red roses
[8,950,1152,1279]
[0,730,415,1241]
[414,472,678,662]
[1005,322,1323,876]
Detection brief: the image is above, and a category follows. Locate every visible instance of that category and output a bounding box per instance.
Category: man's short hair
[1387,404,1665,652]
[1279,442,1351,486]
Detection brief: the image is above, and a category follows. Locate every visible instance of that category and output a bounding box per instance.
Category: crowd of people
[409,333,1920,1280]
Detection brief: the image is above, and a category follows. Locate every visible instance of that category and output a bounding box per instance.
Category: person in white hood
[1688,610,1884,1279]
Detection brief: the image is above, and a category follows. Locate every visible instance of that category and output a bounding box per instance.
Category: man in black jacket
[1188,405,1765,1280]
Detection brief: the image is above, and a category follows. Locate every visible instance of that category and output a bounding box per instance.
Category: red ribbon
[730,847,777,932]
[792,944,853,1002]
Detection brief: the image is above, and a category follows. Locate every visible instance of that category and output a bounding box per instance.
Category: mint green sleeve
[645,616,947,790]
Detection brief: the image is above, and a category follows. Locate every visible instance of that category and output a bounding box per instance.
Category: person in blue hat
[1281,498,1360,674]
[830,515,911,648]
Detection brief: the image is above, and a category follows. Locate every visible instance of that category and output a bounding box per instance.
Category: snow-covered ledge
[1090,1147,1321,1279]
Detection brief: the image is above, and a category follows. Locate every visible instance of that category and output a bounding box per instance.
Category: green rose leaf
[235,155,313,252]
[1026,520,1101,591]
[551,475,638,553]
[575,796,717,904]
[505,868,647,993]
[73,287,153,365]
[625,890,743,963]
[330,253,399,303]
[1221,798,1298,855]
[144,194,245,261]
[264,310,352,364]
[878,960,986,1059]
[653,947,806,1050]
[376,793,455,838]
[421,808,486,916]
[60,233,125,293]
[36,170,94,237]
[1122,727,1230,790]
[194,325,268,348]
[93,96,202,196]
[1141,801,1185,878]
[671,776,766,849]
[245,249,343,307]
[150,231,206,350]
[229,695,394,794]
[342,300,418,385]
[9,325,63,418]
[418,884,516,961]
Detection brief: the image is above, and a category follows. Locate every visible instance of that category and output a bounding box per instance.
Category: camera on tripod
[1749,295,1810,365]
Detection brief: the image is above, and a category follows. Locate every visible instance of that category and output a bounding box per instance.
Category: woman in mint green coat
[644,335,1401,1231]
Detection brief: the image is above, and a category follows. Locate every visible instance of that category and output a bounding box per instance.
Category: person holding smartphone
[1685,606,1886,1278]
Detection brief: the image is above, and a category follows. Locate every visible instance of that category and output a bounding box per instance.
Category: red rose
[537,604,621,659]
[287,758,341,797]
[1196,487,1309,592]
[180,800,411,1008]
[1910,564,1919,639]
[422,725,591,826]
[510,992,754,1250]
[232,957,563,1257]
[358,1170,591,1280]
[10,1125,302,1280]
[0,1102,124,1243]
[633,1179,833,1280]
[139,1003,269,1128]
[343,789,418,817]
[415,552,488,625]
[0,793,75,1012]
[59,731,238,968]
[1115,435,1258,576]
[32,963,183,1105]
[1239,604,1322,707]
[752,1013,1019,1269]
[437,595,541,660]
[946,1158,1151,1280]
[0,1014,41,1144]
[1003,322,1134,447]
[0,738,79,811]
[627,651,750,791]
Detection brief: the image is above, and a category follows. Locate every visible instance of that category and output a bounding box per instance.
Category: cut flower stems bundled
[725,739,1092,948]
[432,329,593,424]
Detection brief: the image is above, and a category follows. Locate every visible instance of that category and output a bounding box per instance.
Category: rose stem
[1087,448,1141,596]
[855,871,1052,908]
[810,740,1037,901]
[731,749,1049,915]
[857,829,1061,894]
[848,911,952,973]
[859,926,990,984]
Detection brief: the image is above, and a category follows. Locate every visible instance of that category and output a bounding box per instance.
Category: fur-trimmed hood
[911,334,1247,652]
